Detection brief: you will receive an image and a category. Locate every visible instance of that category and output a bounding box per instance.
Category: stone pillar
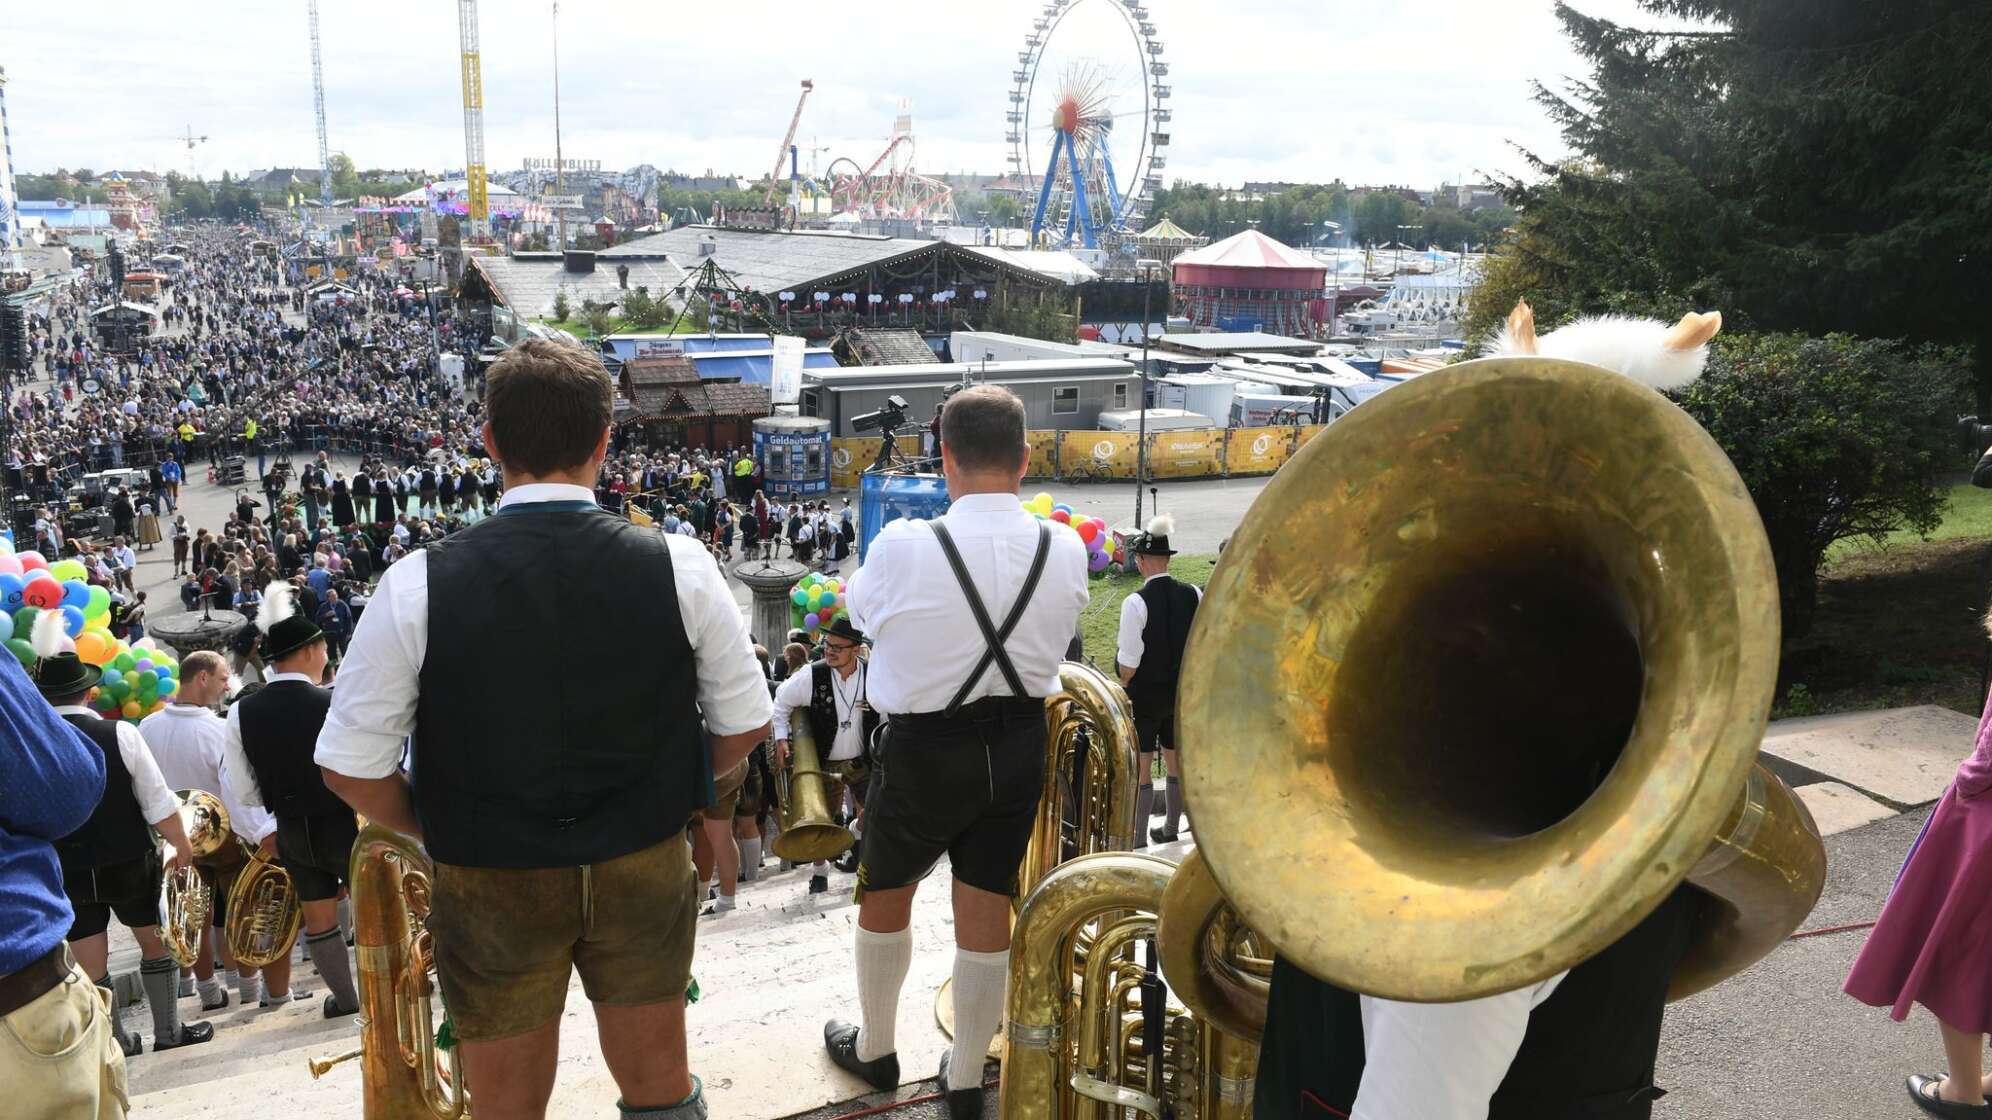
[733,558,809,650]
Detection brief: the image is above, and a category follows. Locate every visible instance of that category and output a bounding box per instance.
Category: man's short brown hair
[940,385,1028,473]
[484,339,613,476]
[182,650,226,680]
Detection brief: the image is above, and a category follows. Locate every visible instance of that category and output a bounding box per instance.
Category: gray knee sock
[1133,786,1153,844]
[140,955,183,1042]
[739,838,762,881]
[336,897,354,943]
[95,974,133,1049]
[1165,777,1185,833]
[305,928,360,1012]
[235,968,262,1003]
[618,1075,707,1120]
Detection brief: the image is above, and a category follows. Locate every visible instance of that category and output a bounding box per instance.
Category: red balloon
[1077,521,1100,544]
[16,550,47,572]
[1050,509,1072,524]
[21,580,64,610]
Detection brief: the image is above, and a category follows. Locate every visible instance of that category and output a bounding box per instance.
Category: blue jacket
[0,655,106,972]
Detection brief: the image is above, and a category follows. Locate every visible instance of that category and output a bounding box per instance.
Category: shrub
[550,290,571,322]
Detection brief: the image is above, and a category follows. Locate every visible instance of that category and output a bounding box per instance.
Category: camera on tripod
[1958,415,1992,457]
[851,394,910,434]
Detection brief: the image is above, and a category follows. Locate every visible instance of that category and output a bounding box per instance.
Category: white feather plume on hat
[1145,513,1175,538]
[29,606,68,661]
[257,580,296,635]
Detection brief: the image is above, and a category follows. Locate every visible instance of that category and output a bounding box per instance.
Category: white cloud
[0,0,1703,189]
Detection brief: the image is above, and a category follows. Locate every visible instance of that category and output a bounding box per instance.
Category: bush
[551,290,571,322]
[1674,334,1971,641]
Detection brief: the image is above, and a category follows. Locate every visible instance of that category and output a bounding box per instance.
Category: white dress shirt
[847,492,1090,715]
[141,702,278,844]
[1115,572,1202,671]
[314,483,772,781]
[1351,975,1569,1120]
[220,671,320,809]
[772,660,866,761]
[53,705,181,825]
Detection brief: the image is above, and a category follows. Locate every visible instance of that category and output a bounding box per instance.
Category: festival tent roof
[392,180,520,202]
[1137,217,1200,242]
[1171,229,1323,271]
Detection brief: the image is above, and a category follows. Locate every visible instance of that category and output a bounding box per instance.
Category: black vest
[1253,886,1705,1120]
[1125,576,1198,713]
[805,661,881,762]
[237,680,349,819]
[55,714,154,868]
[414,507,705,869]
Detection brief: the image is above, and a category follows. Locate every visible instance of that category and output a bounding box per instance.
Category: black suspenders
[929,520,1053,718]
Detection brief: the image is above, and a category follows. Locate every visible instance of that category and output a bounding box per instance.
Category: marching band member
[1114,514,1199,844]
[772,617,879,895]
[316,339,772,1120]
[825,385,1089,1119]
[220,583,357,1017]
[28,612,211,1056]
[139,650,282,1009]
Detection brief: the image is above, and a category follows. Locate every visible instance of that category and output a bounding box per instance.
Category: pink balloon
[16,550,47,572]
[0,554,20,578]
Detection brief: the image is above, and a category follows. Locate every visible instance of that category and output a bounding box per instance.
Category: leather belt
[0,944,74,1020]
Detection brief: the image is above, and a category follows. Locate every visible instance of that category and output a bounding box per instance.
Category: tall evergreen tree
[1473,1,1992,402]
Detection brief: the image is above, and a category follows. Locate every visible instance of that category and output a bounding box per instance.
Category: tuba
[157,789,233,969]
[308,823,468,1119]
[226,838,303,970]
[770,710,857,863]
[1176,355,1827,1002]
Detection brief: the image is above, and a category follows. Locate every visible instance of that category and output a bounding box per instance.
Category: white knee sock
[853,925,913,1062]
[738,838,762,881]
[946,948,1009,1090]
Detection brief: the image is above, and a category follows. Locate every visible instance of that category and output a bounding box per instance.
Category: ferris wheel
[1007,0,1170,250]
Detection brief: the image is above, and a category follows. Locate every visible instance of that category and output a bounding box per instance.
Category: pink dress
[1844,694,1992,1032]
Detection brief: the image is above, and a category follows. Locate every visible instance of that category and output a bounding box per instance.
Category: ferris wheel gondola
[1007,0,1169,250]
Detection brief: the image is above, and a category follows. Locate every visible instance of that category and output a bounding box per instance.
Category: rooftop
[1172,228,1324,272]
[598,225,1062,295]
[463,254,688,319]
[1154,332,1323,356]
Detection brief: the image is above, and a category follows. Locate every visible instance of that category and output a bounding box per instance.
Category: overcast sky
[0,1,1696,190]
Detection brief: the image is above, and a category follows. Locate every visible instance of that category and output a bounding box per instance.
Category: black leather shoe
[824,1019,898,1091]
[936,1050,985,1120]
[809,874,829,894]
[323,994,359,1019]
[833,851,859,874]
[200,989,230,1012]
[118,1032,143,1057]
[153,1022,214,1051]
[1150,826,1180,844]
[1907,1074,1992,1118]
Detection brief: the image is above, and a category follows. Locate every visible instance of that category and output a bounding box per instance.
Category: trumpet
[157,789,233,969]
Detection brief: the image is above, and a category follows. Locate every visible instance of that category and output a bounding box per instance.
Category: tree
[551,291,572,322]
[1478,2,1992,403]
[1352,191,1419,246]
[328,152,360,200]
[1675,334,1970,641]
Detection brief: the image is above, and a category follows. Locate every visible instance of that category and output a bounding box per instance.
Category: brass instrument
[308,823,468,1119]
[226,837,303,970]
[1002,852,1260,1120]
[157,789,233,969]
[770,710,857,863]
[1175,355,1827,1002]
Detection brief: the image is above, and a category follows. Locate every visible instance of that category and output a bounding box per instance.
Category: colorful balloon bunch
[1024,492,1123,574]
[789,571,850,636]
[0,537,179,723]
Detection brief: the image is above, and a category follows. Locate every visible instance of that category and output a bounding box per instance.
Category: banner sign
[770,336,805,405]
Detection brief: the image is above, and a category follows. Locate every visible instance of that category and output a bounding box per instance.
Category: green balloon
[112,653,135,672]
[85,585,111,619]
[107,678,129,700]
[13,607,38,642]
[5,638,31,666]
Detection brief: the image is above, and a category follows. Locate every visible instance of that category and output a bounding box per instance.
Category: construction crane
[763,79,814,208]
[307,0,333,217]
[458,0,489,243]
[162,126,207,178]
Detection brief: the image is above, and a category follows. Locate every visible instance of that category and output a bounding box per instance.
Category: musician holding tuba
[25,612,211,1057]
[138,650,280,1011]
[824,385,1089,1119]
[316,339,773,1120]
[771,616,879,896]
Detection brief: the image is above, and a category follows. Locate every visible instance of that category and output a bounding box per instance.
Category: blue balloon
[60,605,86,638]
[0,573,23,611]
[160,678,178,696]
[101,668,123,686]
[0,612,11,644]
[60,580,90,611]
[154,667,173,682]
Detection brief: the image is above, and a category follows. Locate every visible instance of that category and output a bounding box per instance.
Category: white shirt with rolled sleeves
[141,702,278,844]
[847,492,1090,716]
[1350,976,1569,1120]
[52,705,180,825]
[772,661,866,762]
[312,483,773,781]
[1115,572,1201,672]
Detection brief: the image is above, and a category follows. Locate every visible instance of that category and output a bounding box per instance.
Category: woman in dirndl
[1844,617,1992,1118]
[135,498,163,551]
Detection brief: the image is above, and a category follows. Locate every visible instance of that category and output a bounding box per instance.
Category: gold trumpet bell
[1181,356,1792,1002]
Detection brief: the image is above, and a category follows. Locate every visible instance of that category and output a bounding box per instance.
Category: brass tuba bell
[226,834,303,971]
[770,711,857,863]
[157,789,233,969]
[1178,355,1828,1002]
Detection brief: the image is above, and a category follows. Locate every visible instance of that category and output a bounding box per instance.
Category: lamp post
[1135,261,1155,528]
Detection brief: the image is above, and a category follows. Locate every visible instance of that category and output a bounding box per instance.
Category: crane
[163,126,208,178]
[307,0,333,218]
[458,0,489,243]
[763,79,814,207]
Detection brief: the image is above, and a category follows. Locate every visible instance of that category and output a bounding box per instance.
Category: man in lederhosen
[29,615,212,1056]
[825,385,1089,1118]
[219,582,362,1018]
[1115,513,1200,845]
[771,617,880,896]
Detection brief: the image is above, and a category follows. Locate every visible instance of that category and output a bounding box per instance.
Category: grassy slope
[1078,555,1219,669]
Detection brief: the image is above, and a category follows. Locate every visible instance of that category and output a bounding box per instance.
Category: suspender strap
[930,520,1053,717]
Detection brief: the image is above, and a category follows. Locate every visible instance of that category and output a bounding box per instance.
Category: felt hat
[823,616,867,646]
[1132,513,1177,557]
[258,580,324,661]
[29,609,101,698]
